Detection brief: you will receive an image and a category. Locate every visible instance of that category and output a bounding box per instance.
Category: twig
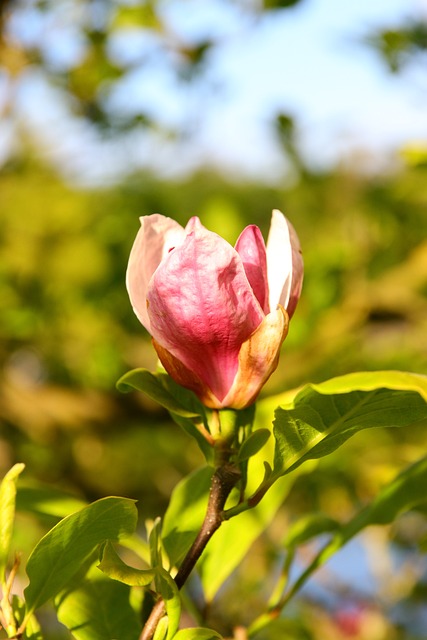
[140,463,241,640]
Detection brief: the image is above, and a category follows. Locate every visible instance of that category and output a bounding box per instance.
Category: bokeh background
[1,0,427,638]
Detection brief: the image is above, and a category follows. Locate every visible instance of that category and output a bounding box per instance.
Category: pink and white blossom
[126,210,303,409]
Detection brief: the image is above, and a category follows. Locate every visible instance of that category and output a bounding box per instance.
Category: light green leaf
[157,568,181,640]
[11,596,42,640]
[162,467,213,567]
[116,368,204,419]
[237,429,270,462]
[56,576,140,640]
[173,628,223,639]
[98,540,155,586]
[0,463,25,580]
[273,377,427,476]
[24,497,138,617]
[153,616,169,640]
[149,516,163,570]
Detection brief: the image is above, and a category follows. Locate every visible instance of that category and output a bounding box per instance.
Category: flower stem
[139,462,241,640]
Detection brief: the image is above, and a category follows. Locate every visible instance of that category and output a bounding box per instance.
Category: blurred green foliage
[1,0,427,638]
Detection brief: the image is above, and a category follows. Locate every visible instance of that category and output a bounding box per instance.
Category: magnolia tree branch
[140,463,241,640]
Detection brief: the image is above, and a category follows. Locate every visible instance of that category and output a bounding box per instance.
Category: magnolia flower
[126,210,303,409]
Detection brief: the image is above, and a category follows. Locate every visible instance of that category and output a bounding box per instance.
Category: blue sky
[7,0,427,185]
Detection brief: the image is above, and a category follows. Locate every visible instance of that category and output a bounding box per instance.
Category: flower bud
[126,210,303,409]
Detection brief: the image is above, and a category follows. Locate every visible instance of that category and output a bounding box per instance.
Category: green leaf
[156,568,181,640]
[283,513,340,548]
[173,628,223,639]
[10,596,42,640]
[117,368,213,461]
[162,467,213,567]
[24,496,138,617]
[116,368,204,419]
[273,373,427,476]
[16,485,86,519]
[56,575,140,640]
[237,429,271,462]
[149,516,163,570]
[98,540,155,586]
[285,454,427,603]
[0,463,25,580]
[153,616,169,640]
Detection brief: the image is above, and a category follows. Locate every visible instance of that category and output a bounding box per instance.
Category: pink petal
[266,209,304,318]
[146,219,264,403]
[235,225,270,314]
[126,214,186,332]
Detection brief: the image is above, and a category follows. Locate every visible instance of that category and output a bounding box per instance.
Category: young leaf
[273,385,427,477]
[237,429,271,462]
[0,463,25,580]
[56,576,140,640]
[24,496,137,617]
[98,540,155,586]
[116,368,204,419]
[173,629,223,639]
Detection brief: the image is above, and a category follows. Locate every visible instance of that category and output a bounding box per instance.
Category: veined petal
[126,214,185,332]
[147,220,264,402]
[266,209,303,318]
[221,306,289,409]
[235,224,270,314]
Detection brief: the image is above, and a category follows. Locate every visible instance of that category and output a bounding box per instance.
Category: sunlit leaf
[24,497,138,617]
[0,463,25,579]
[98,540,155,586]
[156,568,181,640]
[273,372,427,477]
[56,576,140,640]
[162,467,213,567]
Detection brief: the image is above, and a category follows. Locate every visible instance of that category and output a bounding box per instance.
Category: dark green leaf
[116,368,203,419]
[98,540,155,586]
[24,497,137,617]
[237,429,271,462]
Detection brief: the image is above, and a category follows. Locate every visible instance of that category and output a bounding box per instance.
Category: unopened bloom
[126,210,303,409]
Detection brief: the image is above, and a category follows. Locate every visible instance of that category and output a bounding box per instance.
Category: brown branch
[140,463,241,640]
